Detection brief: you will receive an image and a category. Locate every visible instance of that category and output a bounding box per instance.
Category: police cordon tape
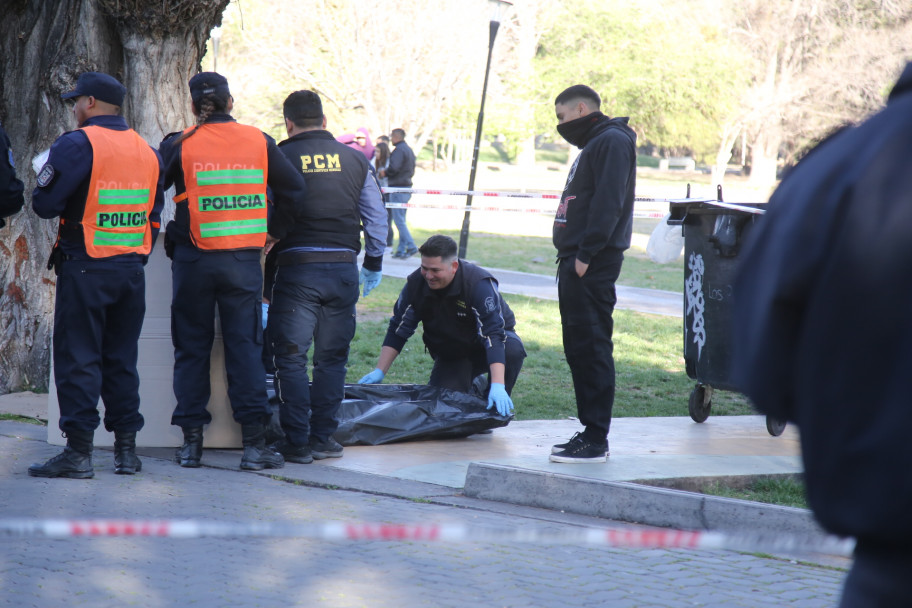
[0,518,853,555]
[380,188,765,217]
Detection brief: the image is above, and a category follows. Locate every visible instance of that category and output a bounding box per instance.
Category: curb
[464,462,827,537]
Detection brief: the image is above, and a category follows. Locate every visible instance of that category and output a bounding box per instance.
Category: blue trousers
[54,258,146,434]
[389,192,416,255]
[170,246,270,428]
[557,252,623,444]
[269,260,359,445]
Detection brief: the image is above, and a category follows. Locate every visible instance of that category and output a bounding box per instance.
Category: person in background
[382,128,417,258]
[359,234,524,417]
[372,141,393,252]
[549,84,637,464]
[0,121,24,227]
[732,61,912,607]
[352,127,374,161]
[29,71,164,478]
[158,72,307,471]
[266,90,387,464]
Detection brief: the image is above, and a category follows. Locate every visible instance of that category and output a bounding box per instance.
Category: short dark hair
[283,90,324,128]
[419,234,458,261]
[391,128,406,139]
[555,84,601,109]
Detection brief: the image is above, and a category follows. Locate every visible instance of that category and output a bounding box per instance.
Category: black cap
[189,72,231,105]
[61,72,126,107]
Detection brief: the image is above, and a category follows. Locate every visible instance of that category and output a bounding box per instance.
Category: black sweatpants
[557,251,623,444]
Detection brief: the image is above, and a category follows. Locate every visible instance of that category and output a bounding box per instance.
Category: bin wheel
[688,384,713,423]
[766,416,787,437]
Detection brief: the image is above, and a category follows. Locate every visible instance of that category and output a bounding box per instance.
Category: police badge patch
[36,163,55,187]
[484,296,496,313]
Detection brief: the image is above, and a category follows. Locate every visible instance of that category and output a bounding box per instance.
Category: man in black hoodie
[549,85,637,464]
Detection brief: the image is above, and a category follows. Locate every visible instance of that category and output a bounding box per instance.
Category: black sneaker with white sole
[551,431,585,454]
[549,438,609,463]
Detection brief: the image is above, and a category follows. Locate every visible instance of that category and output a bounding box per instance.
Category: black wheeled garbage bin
[667,194,787,436]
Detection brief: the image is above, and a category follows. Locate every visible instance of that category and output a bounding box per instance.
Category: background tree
[214,0,494,149]
[721,0,912,191]
[0,0,228,394]
[530,0,745,164]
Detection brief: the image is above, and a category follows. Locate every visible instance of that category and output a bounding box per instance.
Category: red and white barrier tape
[381,188,764,216]
[0,519,853,555]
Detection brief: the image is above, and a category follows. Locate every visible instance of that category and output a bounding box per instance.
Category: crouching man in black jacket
[358,235,525,417]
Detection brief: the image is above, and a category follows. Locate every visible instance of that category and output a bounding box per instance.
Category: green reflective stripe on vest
[93,230,145,247]
[199,218,267,238]
[98,188,150,205]
[196,169,264,185]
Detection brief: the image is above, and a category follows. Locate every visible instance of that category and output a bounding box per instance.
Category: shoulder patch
[6,149,13,168]
[36,163,55,188]
[484,296,497,313]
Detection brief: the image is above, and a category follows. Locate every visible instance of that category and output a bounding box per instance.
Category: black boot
[240,422,284,471]
[175,426,203,468]
[28,430,94,479]
[114,431,142,475]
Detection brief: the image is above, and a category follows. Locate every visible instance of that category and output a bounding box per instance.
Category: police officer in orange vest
[158,72,308,471]
[30,71,165,479]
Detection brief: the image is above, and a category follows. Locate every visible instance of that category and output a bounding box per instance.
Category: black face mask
[556,111,604,149]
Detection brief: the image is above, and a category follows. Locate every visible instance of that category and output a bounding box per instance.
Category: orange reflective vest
[79,126,159,258]
[176,122,269,250]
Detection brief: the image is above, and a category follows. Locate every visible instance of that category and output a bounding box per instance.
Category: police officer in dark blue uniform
[358,235,525,417]
[29,72,165,478]
[266,90,387,463]
[0,121,25,227]
[159,73,308,470]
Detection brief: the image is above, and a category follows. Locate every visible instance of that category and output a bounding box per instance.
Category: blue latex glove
[359,267,382,296]
[358,368,385,384]
[487,382,514,416]
[261,302,269,330]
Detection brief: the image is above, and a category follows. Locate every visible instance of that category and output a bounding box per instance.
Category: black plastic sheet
[267,381,512,446]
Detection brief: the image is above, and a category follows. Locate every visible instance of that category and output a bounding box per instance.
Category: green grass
[535,148,568,164]
[0,413,44,425]
[351,277,753,421]
[700,476,808,509]
[352,209,750,420]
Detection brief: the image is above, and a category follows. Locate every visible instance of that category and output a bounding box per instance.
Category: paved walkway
[0,418,847,607]
[377,253,683,317]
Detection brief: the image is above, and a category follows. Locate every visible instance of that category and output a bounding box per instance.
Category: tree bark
[0,0,228,394]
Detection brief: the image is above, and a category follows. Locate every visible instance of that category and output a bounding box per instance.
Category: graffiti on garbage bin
[685,252,706,359]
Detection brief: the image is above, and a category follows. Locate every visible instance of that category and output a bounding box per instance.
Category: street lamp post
[457,0,512,260]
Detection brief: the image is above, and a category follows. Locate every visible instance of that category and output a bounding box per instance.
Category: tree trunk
[711,121,742,189]
[0,0,228,394]
[748,128,782,192]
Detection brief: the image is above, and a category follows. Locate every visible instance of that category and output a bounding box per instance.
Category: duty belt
[276,250,357,265]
